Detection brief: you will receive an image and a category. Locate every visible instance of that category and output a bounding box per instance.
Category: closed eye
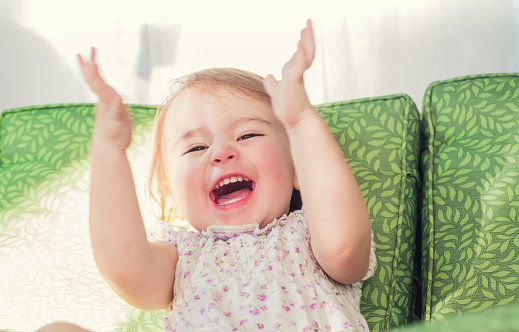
[185,145,207,154]
[238,133,264,141]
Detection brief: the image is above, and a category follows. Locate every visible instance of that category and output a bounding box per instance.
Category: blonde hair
[146,68,272,223]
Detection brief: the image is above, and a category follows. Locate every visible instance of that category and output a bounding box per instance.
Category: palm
[78,48,132,150]
[264,20,316,128]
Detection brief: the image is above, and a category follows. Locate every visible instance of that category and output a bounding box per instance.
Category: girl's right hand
[78,48,132,150]
[263,19,315,129]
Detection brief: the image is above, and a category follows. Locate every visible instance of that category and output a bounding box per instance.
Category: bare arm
[264,21,371,284]
[79,49,177,310]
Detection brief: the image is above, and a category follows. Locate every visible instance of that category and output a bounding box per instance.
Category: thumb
[263,74,279,97]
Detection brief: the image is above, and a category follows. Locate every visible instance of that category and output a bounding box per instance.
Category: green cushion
[421,74,519,322]
[388,303,519,332]
[0,104,163,331]
[316,94,421,331]
[0,96,421,331]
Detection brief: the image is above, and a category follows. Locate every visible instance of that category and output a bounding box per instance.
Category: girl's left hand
[264,19,315,129]
[78,48,132,150]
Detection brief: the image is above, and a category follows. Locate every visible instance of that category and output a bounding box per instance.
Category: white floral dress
[148,209,376,332]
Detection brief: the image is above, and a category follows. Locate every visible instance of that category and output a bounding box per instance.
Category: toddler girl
[45,20,375,331]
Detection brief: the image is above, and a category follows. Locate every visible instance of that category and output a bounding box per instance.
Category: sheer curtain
[317,0,519,108]
[1,0,517,112]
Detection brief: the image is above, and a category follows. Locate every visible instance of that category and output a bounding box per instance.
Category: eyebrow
[230,116,274,130]
[173,116,274,149]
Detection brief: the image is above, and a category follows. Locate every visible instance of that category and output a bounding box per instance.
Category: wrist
[283,106,319,134]
[91,135,128,154]
[91,129,131,152]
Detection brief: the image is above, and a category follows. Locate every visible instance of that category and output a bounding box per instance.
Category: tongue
[216,188,252,205]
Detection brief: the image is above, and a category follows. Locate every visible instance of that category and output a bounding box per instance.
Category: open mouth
[210,176,254,206]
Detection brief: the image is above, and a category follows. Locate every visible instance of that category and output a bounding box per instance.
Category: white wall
[1,0,518,112]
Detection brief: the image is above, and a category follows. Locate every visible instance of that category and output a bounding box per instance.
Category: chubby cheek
[167,158,207,219]
[256,140,295,195]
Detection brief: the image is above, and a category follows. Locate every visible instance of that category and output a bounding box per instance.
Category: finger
[305,20,315,59]
[78,49,120,102]
[80,63,113,100]
[282,21,314,78]
[90,47,97,64]
[77,47,96,67]
[285,41,307,77]
[263,74,279,97]
[300,20,315,68]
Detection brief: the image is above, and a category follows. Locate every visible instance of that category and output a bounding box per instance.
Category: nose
[211,144,237,165]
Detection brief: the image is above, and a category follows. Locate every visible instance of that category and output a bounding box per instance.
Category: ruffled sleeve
[146,219,178,245]
[362,231,377,281]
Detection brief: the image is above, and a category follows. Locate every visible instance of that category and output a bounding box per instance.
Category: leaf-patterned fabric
[0,104,163,331]
[388,303,519,332]
[0,94,420,331]
[421,74,519,322]
[317,95,420,331]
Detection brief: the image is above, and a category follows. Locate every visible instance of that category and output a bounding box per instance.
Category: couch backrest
[421,73,519,322]
[0,95,422,331]
[0,104,160,331]
[316,95,421,331]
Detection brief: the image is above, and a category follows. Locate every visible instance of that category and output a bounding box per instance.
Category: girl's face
[161,88,298,231]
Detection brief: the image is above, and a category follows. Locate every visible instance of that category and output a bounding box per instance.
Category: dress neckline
[200,210,303,241]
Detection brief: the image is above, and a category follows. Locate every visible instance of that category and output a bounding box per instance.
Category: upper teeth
[214,176,249,190]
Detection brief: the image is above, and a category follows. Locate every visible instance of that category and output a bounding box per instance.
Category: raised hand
[78,48,132,150]
[263,19,316,128]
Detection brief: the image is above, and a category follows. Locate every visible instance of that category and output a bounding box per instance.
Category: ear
[293,172,300,190]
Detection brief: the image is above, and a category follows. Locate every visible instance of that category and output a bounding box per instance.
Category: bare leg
[35,322,92,332]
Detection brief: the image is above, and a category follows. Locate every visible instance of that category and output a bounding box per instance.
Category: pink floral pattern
[150,210,376,331]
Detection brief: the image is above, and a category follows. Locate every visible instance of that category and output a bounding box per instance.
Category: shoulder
[146,219,201,246]
[282,209,309,236]
[267,209,311,248]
